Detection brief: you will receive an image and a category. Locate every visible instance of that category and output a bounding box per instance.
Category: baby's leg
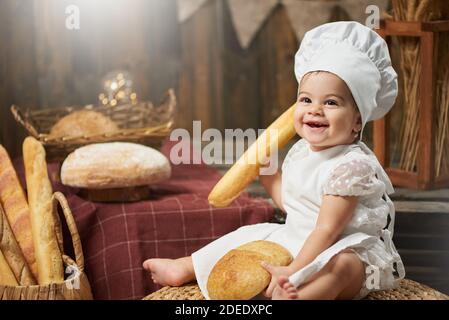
[273,249,365,300]
[143,256,195,287]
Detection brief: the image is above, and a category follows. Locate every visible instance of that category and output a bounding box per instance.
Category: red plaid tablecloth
[13,138,275,300]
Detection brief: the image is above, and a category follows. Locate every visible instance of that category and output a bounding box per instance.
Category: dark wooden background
[0,0,301,158]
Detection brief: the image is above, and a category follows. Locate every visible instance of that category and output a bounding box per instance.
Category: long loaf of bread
[208,103,297,207]
[23,137,64,285]
[0,249,18,286]
[0,203,36,285]
[0,145,37,278]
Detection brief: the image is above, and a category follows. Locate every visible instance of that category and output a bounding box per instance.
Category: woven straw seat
[143,279,449,300]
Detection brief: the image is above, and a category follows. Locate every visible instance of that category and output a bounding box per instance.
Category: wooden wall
[1,0,372,159]
[177,1,298,132]
[0,0,181,157]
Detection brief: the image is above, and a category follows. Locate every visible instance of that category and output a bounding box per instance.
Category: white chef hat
[294,21,398,139]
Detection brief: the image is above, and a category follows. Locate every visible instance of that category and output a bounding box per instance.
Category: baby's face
[293,71,362,152]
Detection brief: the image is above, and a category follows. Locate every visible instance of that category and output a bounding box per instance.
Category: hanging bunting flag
[227,0,279,49]
[282,0,340,41]
[177,0,210,23]
[282,0,390,41]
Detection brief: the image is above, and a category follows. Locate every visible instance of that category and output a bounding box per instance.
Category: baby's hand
[260,262,293,298]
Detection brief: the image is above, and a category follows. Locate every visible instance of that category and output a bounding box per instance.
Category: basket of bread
[10,89,176,162]
[0,137,93,300]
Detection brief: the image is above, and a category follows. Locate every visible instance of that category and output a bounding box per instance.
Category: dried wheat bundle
[392,0,449,177]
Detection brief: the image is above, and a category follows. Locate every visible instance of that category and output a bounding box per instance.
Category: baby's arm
[259,169,285,212]
[288,194,358,273]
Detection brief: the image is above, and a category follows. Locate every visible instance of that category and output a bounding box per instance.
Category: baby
[143,21,405,300]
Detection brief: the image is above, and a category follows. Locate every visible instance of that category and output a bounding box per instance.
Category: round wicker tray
[143,279,449,300]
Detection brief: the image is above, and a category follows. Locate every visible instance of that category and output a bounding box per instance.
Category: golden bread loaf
[48,110,118,139]
[0,204,36,285]
[208,103,297,207]
[207,240,293,300]
[0,145,37,278]
[23,137,64,285]
[0,249,18,286]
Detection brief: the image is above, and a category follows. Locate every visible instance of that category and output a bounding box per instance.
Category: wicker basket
[0,192,93,300]
[11,89,176,161]
[143,279,449,300]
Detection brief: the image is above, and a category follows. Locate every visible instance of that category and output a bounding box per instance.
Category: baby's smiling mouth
[303,120,329,128]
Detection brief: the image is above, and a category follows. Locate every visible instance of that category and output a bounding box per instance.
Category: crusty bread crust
[208,104,297,207]
[23,137,64,285]
[61,142,171,189]
[0,249,18,286]
[0,204,36,285]
[0,145,37,278]
[48,110,118,139]
[207,240,293,299]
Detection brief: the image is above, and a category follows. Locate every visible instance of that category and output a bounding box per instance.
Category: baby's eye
[325,99,338,106]
[299,97,311,104]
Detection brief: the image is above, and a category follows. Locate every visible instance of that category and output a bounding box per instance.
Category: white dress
[192,139,406,299]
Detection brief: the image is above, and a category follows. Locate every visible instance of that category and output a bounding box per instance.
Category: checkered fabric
[13,139,275,300]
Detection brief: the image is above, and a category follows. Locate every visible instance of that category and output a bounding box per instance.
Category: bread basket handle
[52,191,85,272]
[10,105,39,138]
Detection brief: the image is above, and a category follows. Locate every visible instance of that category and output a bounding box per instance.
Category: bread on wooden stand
[60,142,171,202]
[207,240,293,300]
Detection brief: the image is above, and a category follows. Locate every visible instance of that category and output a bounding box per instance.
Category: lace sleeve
[322,159,381,197]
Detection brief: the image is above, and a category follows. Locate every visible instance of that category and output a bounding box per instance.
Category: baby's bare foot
[272,276,299,300]
[142,257,194,287]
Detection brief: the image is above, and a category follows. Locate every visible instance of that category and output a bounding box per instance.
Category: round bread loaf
[61,142,171,189]
[207,240,293,300]
[48,110,119,139]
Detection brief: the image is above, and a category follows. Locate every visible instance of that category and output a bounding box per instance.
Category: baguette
[0,145,37,278]
[0,203,36,285]
[0,249,18,286]
[23,137,64,285]
[208,103,297,207]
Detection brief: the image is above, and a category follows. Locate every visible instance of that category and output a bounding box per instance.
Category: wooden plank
[418,31,437,189]
[143,0,181,103]
[394,233,449,251]
[422,20,449,32]
[435,175,449,189]
[383,20,423,37]
[387,168,419,189]
[257,6,298,128]
[398,249,449,268]
[1,0,39,157]
[373,117,387,166]
[179,0,215,133]
[221,0,259,131]
[391,188,449,202]
[0,0,11,148]
[394,201,449,214]
[212,0,225,132]
[395,211,449,234]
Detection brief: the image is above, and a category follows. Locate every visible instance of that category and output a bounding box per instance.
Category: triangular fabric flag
[283,0,390,41]
[177,0,210,23]
[227,0,279,49]
[282,0,339,41]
